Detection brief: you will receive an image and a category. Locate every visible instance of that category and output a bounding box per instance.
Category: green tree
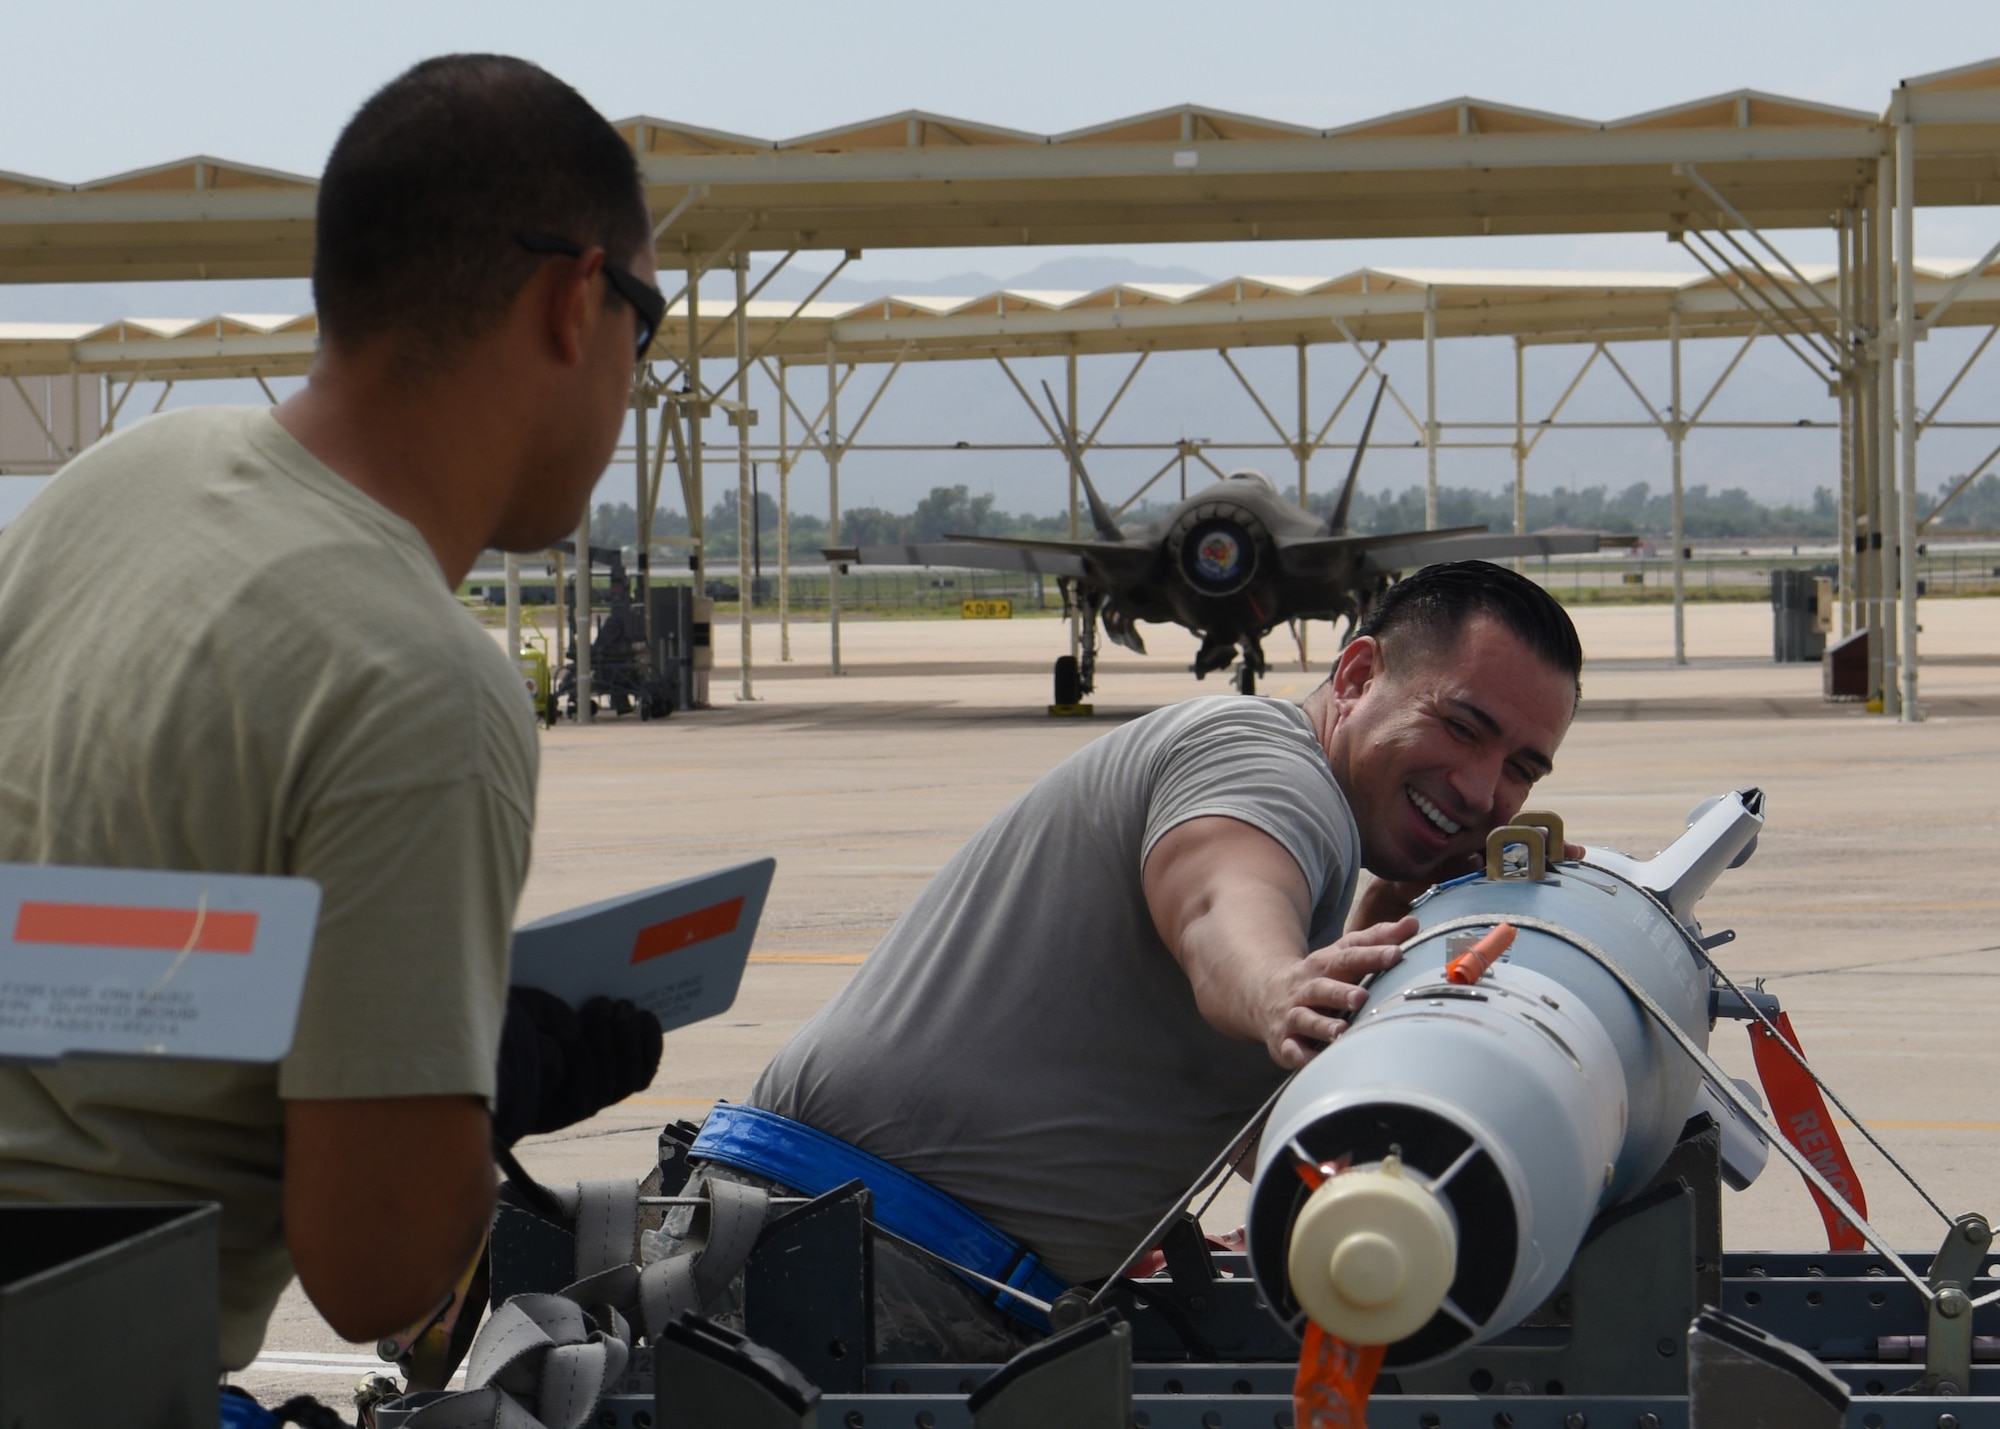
[910,485,998,540]
[591,502,638,547]
[1316,480,1840,539]
[706,486,783,558]
[837,506,908,546]
[1924,473,2000,529]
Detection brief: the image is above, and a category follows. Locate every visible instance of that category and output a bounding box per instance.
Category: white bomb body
[1247,791,1763,1367]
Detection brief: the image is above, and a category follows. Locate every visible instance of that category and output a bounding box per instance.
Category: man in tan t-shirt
[0,55,664,1369]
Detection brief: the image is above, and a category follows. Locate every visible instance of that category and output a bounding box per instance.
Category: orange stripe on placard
[631,897,744,965]
[14,902,259,953]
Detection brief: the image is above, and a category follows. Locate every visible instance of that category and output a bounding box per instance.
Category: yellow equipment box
[518,646,551,724]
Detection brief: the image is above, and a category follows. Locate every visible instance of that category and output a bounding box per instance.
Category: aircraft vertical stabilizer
[1325,377,1388,536]
[1041,380,1125,542]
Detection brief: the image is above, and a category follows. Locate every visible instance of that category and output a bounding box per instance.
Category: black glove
[492,986,663,1148]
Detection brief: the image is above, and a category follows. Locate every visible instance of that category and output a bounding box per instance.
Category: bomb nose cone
[1287,1155,1457,1344]
[1329,1231,1404,1307]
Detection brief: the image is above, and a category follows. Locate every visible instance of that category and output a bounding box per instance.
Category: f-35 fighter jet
[825,380,1602,704]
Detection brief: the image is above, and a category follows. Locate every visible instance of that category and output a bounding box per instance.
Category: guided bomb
[1248,790,1767,1366]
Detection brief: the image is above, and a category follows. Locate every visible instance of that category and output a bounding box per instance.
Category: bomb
[1247,790,1765,1366]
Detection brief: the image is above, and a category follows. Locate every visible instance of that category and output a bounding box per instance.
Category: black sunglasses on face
[517,231,665,359]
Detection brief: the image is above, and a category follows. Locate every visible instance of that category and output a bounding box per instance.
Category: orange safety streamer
[1293,1323,1385,1429]
[1747,1012,1867,1253]
[1445,923,1516,985]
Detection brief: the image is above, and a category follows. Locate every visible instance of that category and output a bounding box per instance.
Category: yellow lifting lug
[1484,809,1566,883]
[1512,809,1566,857]
[1484,824,1548,882]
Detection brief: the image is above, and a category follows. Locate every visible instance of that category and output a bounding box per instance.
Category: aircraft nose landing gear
[1234,634,1269,697]
[1194,631,1267,695]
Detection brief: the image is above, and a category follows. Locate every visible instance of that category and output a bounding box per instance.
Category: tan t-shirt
[0,406,537,1369]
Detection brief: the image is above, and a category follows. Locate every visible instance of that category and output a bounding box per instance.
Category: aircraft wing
[956,535,1166,581]
[1359,530,1607,573]
[823,541,1088,578]
[1275,526,1489,573]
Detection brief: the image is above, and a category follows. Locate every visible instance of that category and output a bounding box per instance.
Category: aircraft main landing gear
[1049,585,1100,714]
[1052,655,1083,707]
[1236,664,1257,696]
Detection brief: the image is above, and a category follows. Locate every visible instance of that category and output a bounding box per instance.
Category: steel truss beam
[5,375,60,452]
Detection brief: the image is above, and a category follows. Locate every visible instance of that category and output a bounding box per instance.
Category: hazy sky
[2,1,1996,524]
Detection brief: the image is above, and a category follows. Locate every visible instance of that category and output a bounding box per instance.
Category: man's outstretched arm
[284,1094,495,1341]
[1145,814,1412,1070]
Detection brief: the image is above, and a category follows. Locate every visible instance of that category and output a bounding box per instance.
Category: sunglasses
[517,231,665,359]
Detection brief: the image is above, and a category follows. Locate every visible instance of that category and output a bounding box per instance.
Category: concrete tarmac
[236,597,2000,1402]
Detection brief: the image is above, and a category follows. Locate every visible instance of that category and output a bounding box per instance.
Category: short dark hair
[314,55,648,373]
[1356,560,1582,694]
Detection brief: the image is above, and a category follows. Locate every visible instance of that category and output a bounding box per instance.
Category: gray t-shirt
[751,695,1360,1281]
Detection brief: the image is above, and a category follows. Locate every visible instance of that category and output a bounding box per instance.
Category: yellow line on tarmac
[759,928,888,940]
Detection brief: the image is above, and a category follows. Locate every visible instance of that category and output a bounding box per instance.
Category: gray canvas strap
[405,1294,630,1429]
[636,1175,769,1334]
[405,1174,772,1429]
[572,1178,641,1281]
[397,1387,542,1429]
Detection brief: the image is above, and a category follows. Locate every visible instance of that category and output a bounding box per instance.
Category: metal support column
[504,554,521,669]
[827,337,843,676]
[1857,191,1881,692]
[1895,116,1922,722]
[552,547,567,682]
[687,259,707,609]
[1295,339,1311,508]
[1512,339,1527,576]
[1836,209,1856,639]
[1671,309,1687,666]
[1424,293,1439,529]
[633,370,649,612]
[778,362,792,662]
[574,509,593,724]
[735,256,755,703]
[1874,159,1900,715]
[1066,351,1081,662]
[1297,339,1311,666]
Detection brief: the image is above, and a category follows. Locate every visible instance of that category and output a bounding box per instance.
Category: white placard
[509,858,774,1031]
[0,864,320,1064]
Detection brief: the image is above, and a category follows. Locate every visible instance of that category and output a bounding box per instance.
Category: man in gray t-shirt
[748,561,1584,1338]
[755,695,1357,1279]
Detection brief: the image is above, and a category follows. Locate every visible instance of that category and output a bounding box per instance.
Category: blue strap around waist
[691,1103,1067,1329]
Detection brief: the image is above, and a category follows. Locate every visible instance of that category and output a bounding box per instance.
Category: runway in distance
[825,380,1605,704]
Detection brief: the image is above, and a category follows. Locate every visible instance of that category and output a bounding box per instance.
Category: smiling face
[1322,613,1577,884]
